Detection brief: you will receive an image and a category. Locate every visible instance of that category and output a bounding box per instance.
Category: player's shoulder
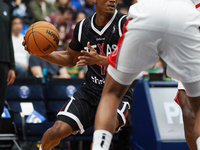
[115,11,127,21]
[116,11,127,18]
[114,11,127,28]
[75,16,91,29]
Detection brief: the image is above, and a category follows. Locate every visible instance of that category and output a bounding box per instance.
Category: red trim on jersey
[107,19,132,68]
[196,3,200,8]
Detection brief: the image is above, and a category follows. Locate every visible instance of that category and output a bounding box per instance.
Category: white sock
[197,137,200,150]
[92,129,113,150]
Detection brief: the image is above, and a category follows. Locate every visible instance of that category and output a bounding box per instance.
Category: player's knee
[49,120,72,140]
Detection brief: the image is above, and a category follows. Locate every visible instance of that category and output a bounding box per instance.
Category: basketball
[25,21,59,56]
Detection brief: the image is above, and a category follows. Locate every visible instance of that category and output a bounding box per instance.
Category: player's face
[94,0,118,16]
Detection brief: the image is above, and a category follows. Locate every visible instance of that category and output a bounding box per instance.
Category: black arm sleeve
[68,21,84,52]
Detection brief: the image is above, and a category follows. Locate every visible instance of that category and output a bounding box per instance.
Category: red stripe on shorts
[107,19,131,68]
[124,110,128,119]
[174,89,180,105]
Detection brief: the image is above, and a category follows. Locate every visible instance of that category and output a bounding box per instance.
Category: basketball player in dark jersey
[23,0,132,149]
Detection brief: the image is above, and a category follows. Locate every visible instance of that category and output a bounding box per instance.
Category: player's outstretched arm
[76,42,109,67]
[39,49,81,68]
[22,40,82,68]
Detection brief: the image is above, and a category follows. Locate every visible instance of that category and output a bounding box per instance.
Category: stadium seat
[6,82,53,141]
[0,101,22,150]
[45,82,81,119]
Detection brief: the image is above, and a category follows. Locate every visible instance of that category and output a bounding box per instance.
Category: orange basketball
[25,21,60,56]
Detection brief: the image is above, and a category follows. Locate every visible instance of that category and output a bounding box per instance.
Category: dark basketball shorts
[57,86,131,134]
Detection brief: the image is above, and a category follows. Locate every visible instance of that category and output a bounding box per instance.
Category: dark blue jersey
[69,10,132,101]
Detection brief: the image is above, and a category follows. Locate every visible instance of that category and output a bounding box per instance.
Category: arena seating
[5,78,133,150]
[6,79,53,141]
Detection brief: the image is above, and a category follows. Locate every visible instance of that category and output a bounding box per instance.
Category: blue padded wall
[131,81,189,150]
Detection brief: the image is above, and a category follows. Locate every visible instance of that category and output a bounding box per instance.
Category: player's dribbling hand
[76,42,100,66]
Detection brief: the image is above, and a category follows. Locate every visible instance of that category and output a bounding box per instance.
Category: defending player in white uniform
[92,0,200,150]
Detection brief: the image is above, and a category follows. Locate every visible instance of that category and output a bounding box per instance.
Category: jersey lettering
[84,43,117,75]
[91,76,105,84]
[107,44,117,56]
[98,43,105,56]
[84,44,97,52]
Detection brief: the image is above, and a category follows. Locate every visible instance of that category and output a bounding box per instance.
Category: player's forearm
[39,51,75,67]
[98,55,109,67]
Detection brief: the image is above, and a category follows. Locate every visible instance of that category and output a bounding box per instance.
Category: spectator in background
[66,66,85,78]
[62,11,88,77]
[29,0,57,22]
[11,16,30,78]
[56,23,86,78]
[4,0,29,15]
[135,60,164,80]
[4,0,32,26]
[45,7,74,43]
[74,11,86,23]
[46,0,55,4]
[70,0,84,10]
[117,4,129,15]
[0,0,15,130]
[76,0,95,17]
[146,60,164,74]
[28,55,71,79]
[55,0,71,12]
[56,23,67,51]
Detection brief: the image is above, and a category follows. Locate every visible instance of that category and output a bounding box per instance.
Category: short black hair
[11,15,23,23]
[60,7,74,15]
[117,4,129,11]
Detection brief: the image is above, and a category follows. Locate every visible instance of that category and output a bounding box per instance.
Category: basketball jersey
[69,10,128,96]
